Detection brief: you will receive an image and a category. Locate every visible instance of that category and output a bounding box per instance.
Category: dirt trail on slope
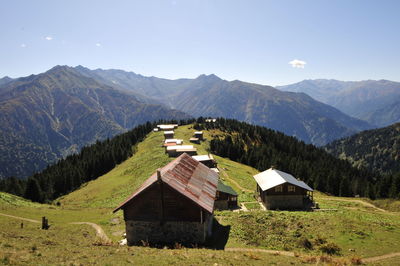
[0,212,40,223]
[70,222,111,243]
[0,211,111,243]
[3,211,400,263]
[363,252,400,263]
[219,168,252,193]
[225,247,295,257]
[319,197,388,212]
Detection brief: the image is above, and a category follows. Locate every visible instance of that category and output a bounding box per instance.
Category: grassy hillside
[59,124,259,208]
[1,125,400,264]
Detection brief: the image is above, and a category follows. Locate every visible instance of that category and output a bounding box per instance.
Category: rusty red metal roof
[113,153,218,213]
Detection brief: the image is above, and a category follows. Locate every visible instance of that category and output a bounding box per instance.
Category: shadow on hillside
[205,218,231,250]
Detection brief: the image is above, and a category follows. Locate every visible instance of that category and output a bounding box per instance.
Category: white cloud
[289,59,306,69]
[45,36,53,41]
[95,43,101,47]
[20,44,27,48]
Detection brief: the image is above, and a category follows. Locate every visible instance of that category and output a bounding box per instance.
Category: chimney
[157,169,162,181]
[271,165,275,170]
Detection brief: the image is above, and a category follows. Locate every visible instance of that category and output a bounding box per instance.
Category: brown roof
[174,148,197,152]
[113,153,218,213]
[163,142,179,147]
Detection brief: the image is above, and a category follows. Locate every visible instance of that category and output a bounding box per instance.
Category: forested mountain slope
[202,118,399,199]
[325,123,400,176]
[0,66,189,179]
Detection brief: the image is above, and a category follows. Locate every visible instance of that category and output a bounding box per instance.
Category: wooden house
[164,131,174,139]
[163,139,183,147]
[194,131,203,141]
[192,154,236,209]
[157,124,178,131]
[113,153,218,245]
[192,154,217,169]
[189,137,200,144]
[153,128,159,132]
[215,180,238,210]
[253,168,313,210]
[166,145,197,157]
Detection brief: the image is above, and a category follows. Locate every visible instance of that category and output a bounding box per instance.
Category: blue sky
[1,0,399,86]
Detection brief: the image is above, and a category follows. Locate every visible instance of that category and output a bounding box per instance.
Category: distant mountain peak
[196,74,221,81]
[74,65,90,71]
[0,76,13,87]
[48,65,73,72]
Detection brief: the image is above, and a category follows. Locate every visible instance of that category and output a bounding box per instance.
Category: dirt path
[2,211,400,263]
[70,222,111,243]
[0,212,40,223]
[0,211,111,243]
[363,252,400,263]
[219,168,252,193]
[319,197,388,212]
[225,247,295,257]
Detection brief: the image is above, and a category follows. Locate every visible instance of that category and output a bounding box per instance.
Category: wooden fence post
[42,216,49,230]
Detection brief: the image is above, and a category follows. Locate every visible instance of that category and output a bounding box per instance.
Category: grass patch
[244,202,261,210]
[216,207,400,257]
[0,213,300,265]
[367,198,400,212]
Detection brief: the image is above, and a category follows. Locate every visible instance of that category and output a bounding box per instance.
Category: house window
[288,185,296,192]
[275,185,283,192]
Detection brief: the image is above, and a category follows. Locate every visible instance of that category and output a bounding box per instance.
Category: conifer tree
[24,178,43,203]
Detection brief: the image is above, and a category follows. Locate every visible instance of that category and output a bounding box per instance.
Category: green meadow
[1,125,399,265]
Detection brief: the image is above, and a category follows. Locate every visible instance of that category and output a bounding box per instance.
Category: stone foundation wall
[125,220,208,245]
[264,195,304,210]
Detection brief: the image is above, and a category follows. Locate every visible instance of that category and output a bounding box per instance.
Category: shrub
[314,235,327,245]
[319,242,341,255]
[1,256,10,265]
[298,237,313,250]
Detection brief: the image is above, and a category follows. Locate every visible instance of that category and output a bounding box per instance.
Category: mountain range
[1,65,391,179]
[0,66,189,178]
[278,79,400,127]
[74,66,372,145]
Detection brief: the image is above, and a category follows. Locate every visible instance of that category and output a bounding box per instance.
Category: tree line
[0,119,194,203]
[2,117,399,202]
[197,118,400,199]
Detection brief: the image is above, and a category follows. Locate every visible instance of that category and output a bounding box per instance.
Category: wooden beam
[158,170,165,224]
